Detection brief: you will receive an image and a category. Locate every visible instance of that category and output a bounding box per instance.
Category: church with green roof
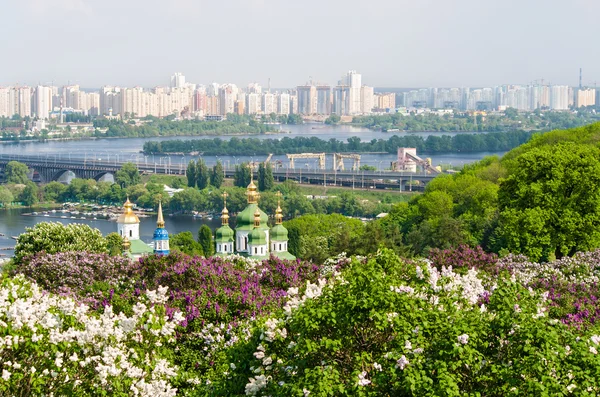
[214,177,295,260]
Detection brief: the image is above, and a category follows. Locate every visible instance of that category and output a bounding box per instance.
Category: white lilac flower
[2,369,10,381]
[396,355,409,370]
[457,334,469,345]
[373,362,382,371]
[303,388,311,396]
[590,346,598,355]
[591,335,600,345]
[357,371,371,386]
[404,340,412,350]
[567,384,577,393]
[253,351,265,359]
[513,304,522,313]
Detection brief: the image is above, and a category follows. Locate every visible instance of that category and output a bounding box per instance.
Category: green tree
[20,183,38,207]
[43,181,67,202]
[496,142,600,261]
[115,162,141,188]
[211,161,224,188]
[14,222,108,264]
[234,163,251,188]
[196,159,210,189]
[197,225,215,257]
[324,114,341,125]
[106,232,124,256]
[5,161,29,184]
[170,231,204,256]
[0,187,13,207]
[186,160,197,188]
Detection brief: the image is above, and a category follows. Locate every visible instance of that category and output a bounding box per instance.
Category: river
[0,207,222,257]
[0,124,505,256]
[0,124,505,170]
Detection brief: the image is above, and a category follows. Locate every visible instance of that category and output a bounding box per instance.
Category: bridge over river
[0,154,440,191]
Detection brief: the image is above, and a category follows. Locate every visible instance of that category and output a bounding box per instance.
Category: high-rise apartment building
[550,85,570,110]
[34,86,52,119]
[219,84,238,116]
[170,73,186,89]
[360,86,374,114]
[262,93,276,115]
[247,93,262,115]
[316,86,331,115]
[297,85,317,115]
[374,93,396,110]
[278,93,290,115]
[576,88,596,108]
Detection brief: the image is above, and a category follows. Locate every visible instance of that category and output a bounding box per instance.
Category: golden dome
[122,235,131,251]
[117,198,140,224]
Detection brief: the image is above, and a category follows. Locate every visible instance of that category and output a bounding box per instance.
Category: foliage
[4,160,29,184]
[14,251,134,294]
[97,116,277,141]
[196,159,210,190]
[170,232,204,256]
[115,162,141,188]
[197,225,215,257]
[211,161,224,189]
[234,163,252,188]
[0,186,13,206]
[142,130,535,156]
[197,249,600,396]
[257,163,274,191]
[186,160,196,188]
[14,222,108,264]
[0,275,180,396]
[495,142,600,262]
[20,182,38,206]
[106,232,125,256]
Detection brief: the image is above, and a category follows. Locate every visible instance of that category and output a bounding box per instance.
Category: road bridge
[0,154,439,191]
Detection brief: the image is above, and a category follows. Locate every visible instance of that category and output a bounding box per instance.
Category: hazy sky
[1,0,599,88]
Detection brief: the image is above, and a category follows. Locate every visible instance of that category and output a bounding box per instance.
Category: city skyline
[1,0,599,88]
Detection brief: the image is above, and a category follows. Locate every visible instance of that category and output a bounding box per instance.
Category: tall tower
[215,192,235,255]
[117,197,140,240]
[153,201,170,255]
[248,208,268,258]
[270,192,295,260]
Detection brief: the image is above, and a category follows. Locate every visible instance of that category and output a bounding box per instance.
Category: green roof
[270,224,288,241]
[249,227,267,245]
[129,239,154,255]
[215,225,234,242]
[236,204,269,231]
[273,251,296,260]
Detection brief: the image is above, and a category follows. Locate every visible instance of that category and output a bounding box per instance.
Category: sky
[1,0,599,89]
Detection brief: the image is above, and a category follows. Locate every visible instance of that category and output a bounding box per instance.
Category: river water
[0,208,222,257]
[0,124,505,255]
[0,124,505,170]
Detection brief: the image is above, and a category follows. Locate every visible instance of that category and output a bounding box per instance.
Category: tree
[263,163,274,191]
[495,142,600,261]
[234,163,251,188]
[43,181,67,202]
[186,160,197,188]
[324,114,341,125]
[359,164,377,171]
[5,161,29,184]
[197,225,215,257]
[170,231,204,257]
[20,183,39,207]
[0,187,13,207]
[211,161,224,188]
[106,232,124,256]
[14,222,108,264]
[196,159,210,189]
[115,162,141,188]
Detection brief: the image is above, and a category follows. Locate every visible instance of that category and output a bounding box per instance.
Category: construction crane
[334,153,361,171]
[286,153,326,170]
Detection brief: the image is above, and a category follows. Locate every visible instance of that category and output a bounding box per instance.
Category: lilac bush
[14,251,137,295]
[429,244,498,272]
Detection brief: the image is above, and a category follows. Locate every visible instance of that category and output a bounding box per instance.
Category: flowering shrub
[0,275,181,396]
[13,251,136,296]
[193,249,600,396]
[429,244,498,273]
[14,222,108,264]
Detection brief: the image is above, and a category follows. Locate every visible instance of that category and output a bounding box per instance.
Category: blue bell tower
[153,201,170,255]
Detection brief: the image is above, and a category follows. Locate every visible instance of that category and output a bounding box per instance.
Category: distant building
[576,88,596,108]
[297,85,317,115]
